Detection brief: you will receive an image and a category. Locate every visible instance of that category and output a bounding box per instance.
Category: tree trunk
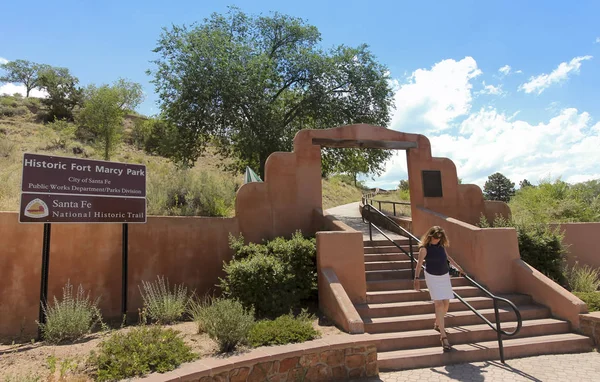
[25,87,30,98]
[259,153,267,180]
[104,131,110,160]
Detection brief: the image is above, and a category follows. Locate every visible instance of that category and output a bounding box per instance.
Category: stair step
[364,245,414,254]
[364,305,548,333]
[364,253,411,262]
[378,333,593,371]
[367,286,486,303]
[366,269,414,281]
[367,277,471,292]
[365,260,414,271]
[369,318,570,352]
[364,239,410,247]
[357,294,532,318]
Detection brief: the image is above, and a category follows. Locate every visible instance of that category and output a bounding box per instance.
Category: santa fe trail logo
[24,198,49,218]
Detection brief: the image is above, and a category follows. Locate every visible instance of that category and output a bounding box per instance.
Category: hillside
[0,95,362,215]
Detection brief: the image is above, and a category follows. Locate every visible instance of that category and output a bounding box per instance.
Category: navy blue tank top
[425,244,449,276]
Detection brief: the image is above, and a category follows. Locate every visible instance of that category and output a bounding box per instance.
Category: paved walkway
[365,352,600,381]
[325,202,405,241]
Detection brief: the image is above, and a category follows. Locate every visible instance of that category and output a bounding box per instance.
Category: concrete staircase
[358,238,594,371]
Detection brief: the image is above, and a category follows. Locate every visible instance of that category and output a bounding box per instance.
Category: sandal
[433,323,448,336]
[440,336,452,352]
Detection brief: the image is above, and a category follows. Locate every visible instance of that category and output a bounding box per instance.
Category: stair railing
[361,203,522,363]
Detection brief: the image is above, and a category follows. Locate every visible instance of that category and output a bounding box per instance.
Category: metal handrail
[361,203,522,364]
[362,195,410,217]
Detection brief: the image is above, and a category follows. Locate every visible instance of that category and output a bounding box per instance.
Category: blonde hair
[419,226,450,248]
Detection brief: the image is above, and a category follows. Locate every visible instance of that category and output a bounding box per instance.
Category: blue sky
[2,1,599,188]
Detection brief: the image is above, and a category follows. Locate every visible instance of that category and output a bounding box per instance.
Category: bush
[90,326,197,381]
[248,311,319,347]
[228,233,268,261]
[220,231,317,318]
[139,275,190,324]
[0,105,28,117]
[195,298,255,352]
[567,263,600,292]
[479,215,567,284]
[574,292,600,312]
[147,163,238,217]
[38,280,103,344]
[40,118,77,149]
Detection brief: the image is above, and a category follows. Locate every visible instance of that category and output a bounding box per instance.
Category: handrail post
[409,236,415,279]
[378,201,381,211]
[493,299,505,363]
[369,221,373,243]
[393,203,396,216]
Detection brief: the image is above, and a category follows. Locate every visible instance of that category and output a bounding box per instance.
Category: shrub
[228,233,268,261]
[40,118,77,149]
[574,292,600,312]
[220,232,317,318]
[567,263,600,292]
[196,298,255,352]
[146,163,238,217]
[139,275,190,324]
[187,293,212,334]
[248,311,319,347]
[90,326,197,381]
[0,105,28,117]
[38,280,103,344]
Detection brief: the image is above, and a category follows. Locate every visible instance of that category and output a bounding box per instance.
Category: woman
[413,226,464,352]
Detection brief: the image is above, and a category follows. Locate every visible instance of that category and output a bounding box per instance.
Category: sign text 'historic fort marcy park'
[19,153,147,223]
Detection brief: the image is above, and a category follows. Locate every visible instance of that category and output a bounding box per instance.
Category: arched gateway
[235,123,509,243]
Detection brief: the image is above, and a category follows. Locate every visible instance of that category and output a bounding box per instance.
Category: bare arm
[413,247,427,291]
[415,247,426,279]
[446,251,465,275]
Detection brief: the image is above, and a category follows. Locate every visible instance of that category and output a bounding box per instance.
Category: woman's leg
[443,299,450,316]
[434,300,446,334]
[434,299,450,331]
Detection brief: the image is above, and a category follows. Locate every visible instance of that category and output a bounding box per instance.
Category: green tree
[519,179,533,189]
[398,179,409,191]
[149,7,394,177]
[79,79,144,160]
[321,148,390,186]
[483,172,515,202]
[0,59,48,97]
[38,66,84,121]
[79,86,124,160]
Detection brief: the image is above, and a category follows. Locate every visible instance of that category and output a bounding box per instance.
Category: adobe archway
[235,124,509,243]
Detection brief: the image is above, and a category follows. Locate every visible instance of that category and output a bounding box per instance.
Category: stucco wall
[550,223,600,270]
[0,212,239,340]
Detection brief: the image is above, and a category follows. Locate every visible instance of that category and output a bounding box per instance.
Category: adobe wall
[0,212,239,341]
[550,222,600,270]
[236,124,507,241]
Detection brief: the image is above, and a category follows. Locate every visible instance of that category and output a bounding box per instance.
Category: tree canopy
[149,7,394,177]
[0,59,48,97]
[483,172,515,202]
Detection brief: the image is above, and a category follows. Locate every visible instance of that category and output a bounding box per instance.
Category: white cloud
[0,83,48,98]
[389,57,482,132]
[498,65,511,75]
[515,70,523,74]
[365,57,600,190]
[477,81,505,96]
[0,57,8,65]
[518,55,593,94]
[595,37,600,44]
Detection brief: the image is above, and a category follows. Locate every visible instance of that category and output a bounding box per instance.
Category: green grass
[367,190,411,217]
[322,175,364,210]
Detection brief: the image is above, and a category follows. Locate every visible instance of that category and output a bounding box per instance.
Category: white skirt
[424,271,454,301]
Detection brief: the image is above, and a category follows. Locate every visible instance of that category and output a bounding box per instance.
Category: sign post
[19,153,147,337]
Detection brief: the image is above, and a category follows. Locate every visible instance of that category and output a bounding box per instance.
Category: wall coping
[137,333,377,381]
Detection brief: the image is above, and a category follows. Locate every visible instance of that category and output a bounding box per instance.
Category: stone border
[580,312,600,348]
[139,336,378,381]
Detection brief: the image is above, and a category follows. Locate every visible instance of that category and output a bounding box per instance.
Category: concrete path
[365,351,600,381]
[325,202,406,241]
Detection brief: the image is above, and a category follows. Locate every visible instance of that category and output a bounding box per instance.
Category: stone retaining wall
[142,341,378,382]
[580,312,600,348]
